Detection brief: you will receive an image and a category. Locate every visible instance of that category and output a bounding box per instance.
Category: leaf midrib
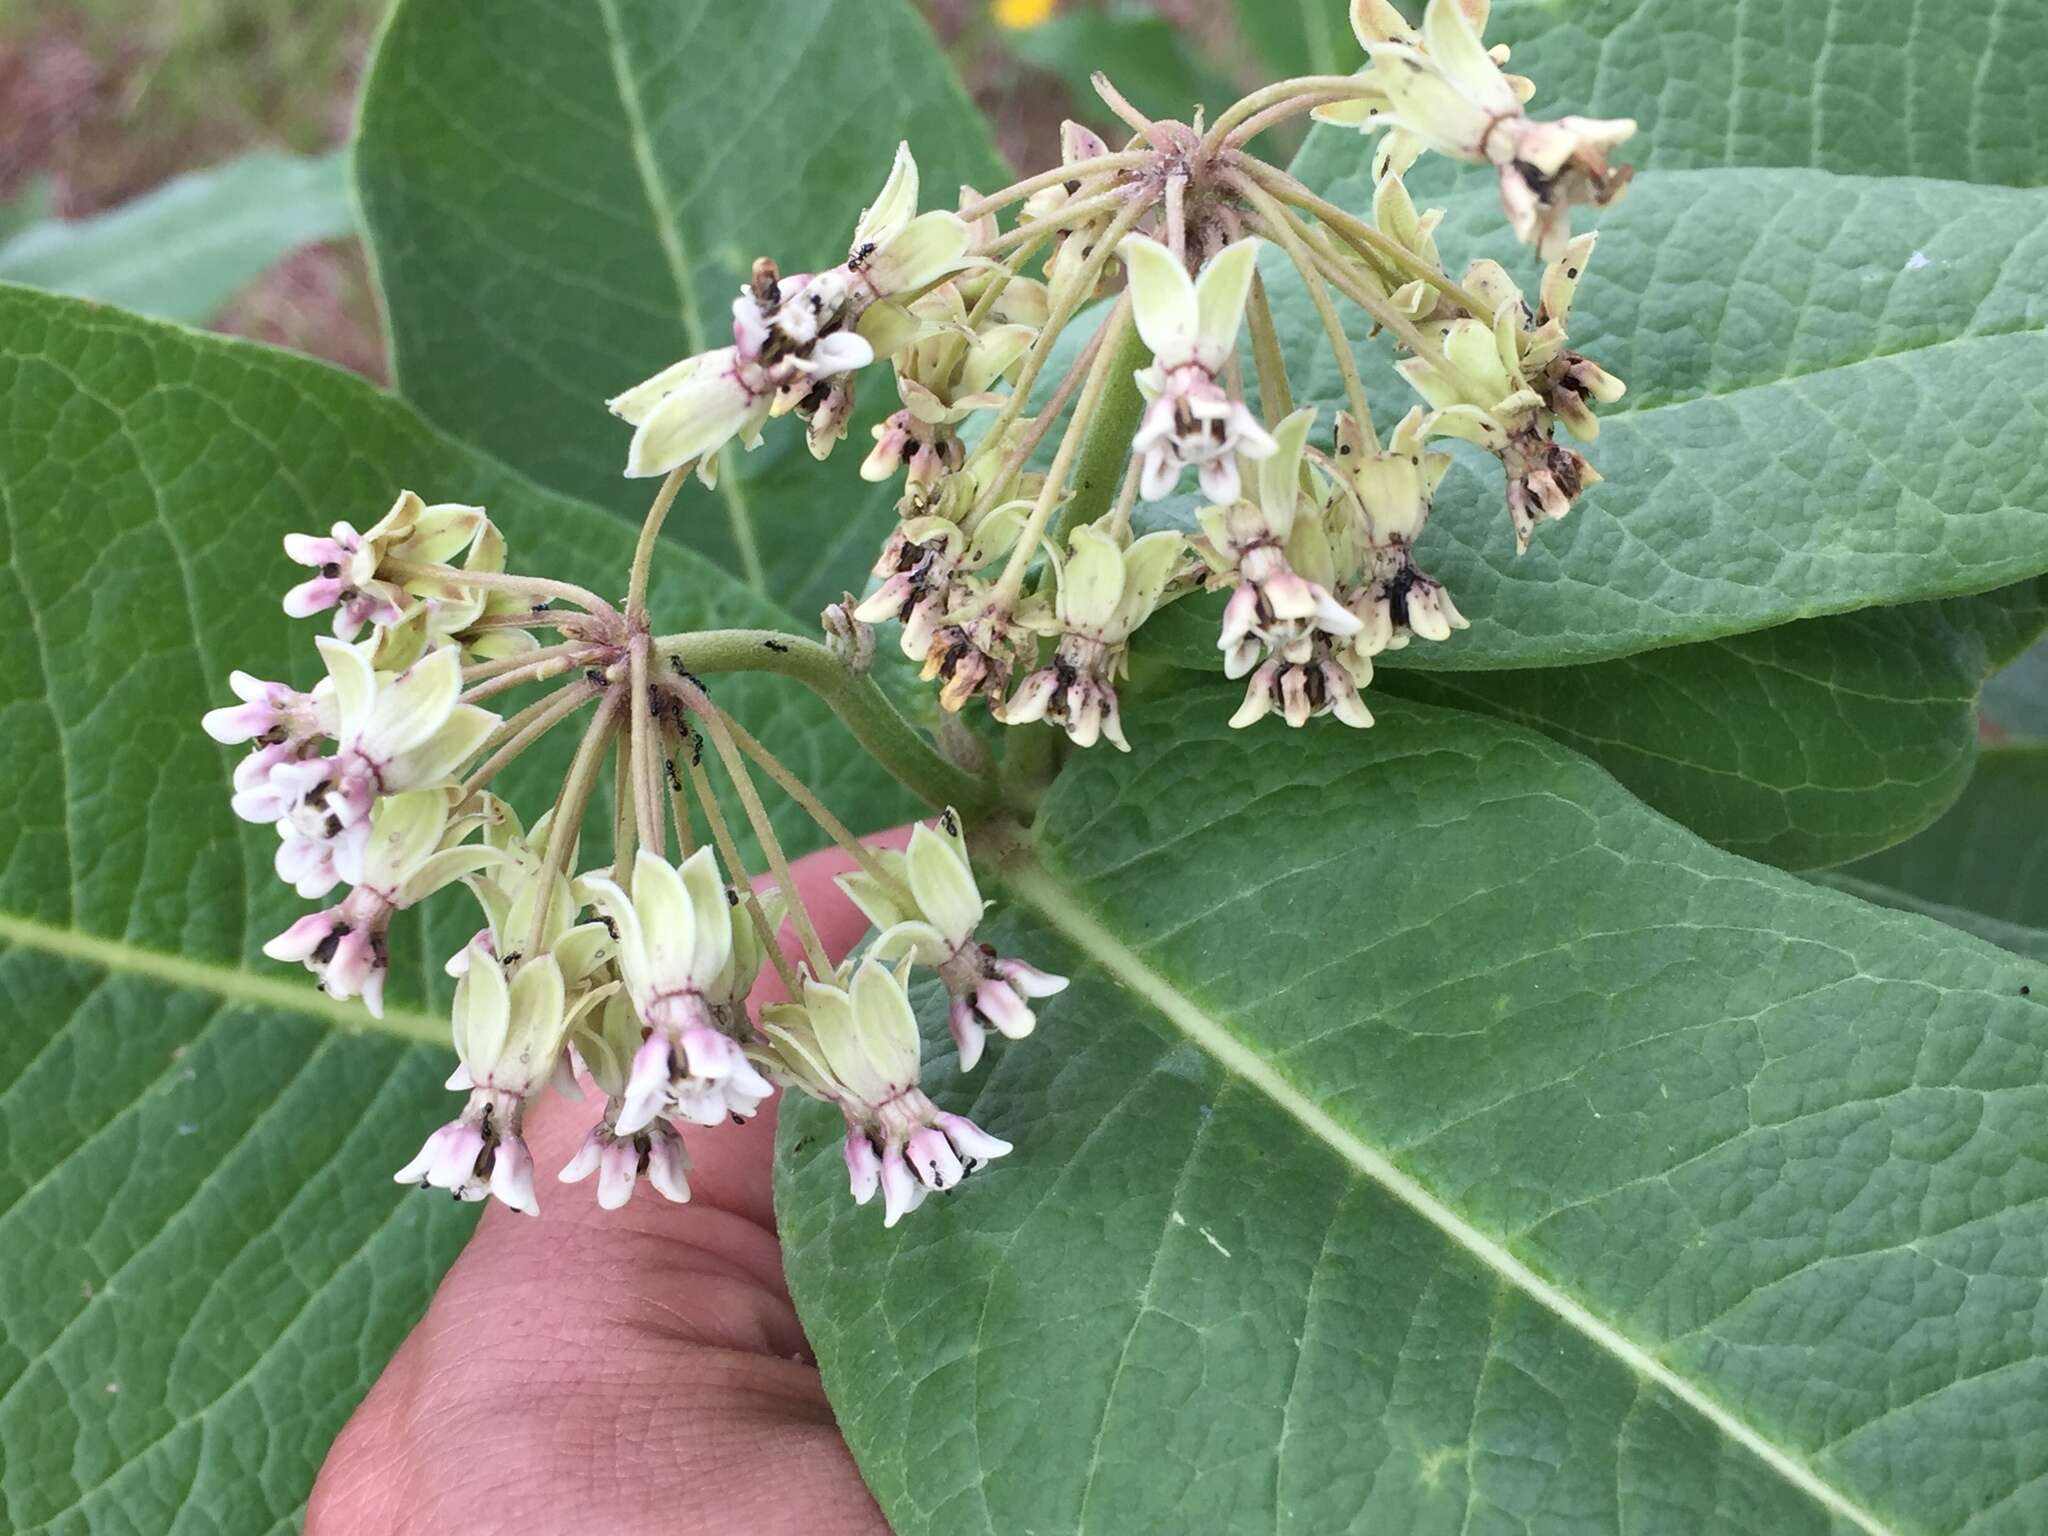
[0,910,445,1045]
[997,852,1901,1536]
[591,0,768,595]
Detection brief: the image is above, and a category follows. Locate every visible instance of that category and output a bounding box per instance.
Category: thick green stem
[1049,309,1151,547]
[651,631,998,818]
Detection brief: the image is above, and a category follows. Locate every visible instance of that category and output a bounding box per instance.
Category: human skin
[306,841,900,1536]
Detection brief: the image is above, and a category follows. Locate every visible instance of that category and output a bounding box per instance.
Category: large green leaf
[1485,0,2048,186]
[780,689,2048,1535]
[0,152,354,324]
[0,283,912,1531]
[1232,0,1355,80]
[353,0,1008,615]
[1381,593,2022,869]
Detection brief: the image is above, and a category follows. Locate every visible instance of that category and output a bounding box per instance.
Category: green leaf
[1233,0,1356,79]
[1834,745,2048,929]
[779,689,2048,1536]
[0,152,355,323]
[1262,166,2048,669]
[0,282,913,1530]
[1484,0,2048,185]
[1380,593,2022,869]
[1003,11,1238,129]
[353,0,1008,615]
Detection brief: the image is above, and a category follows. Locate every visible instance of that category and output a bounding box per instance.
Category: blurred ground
[0,0,1250,383]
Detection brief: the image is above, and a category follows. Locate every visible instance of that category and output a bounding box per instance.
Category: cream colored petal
[1120,233,1200,366]
[1191,238,1262,374]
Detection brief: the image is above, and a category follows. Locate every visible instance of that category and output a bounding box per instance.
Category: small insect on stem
[762,638,790,654]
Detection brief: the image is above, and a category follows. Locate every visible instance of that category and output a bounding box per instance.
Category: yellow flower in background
[993,0,1058,30]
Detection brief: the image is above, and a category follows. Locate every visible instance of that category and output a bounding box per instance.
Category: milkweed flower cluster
[206,484,1059,1219]
[606,0,1631,748]
[206,0,1636,1227]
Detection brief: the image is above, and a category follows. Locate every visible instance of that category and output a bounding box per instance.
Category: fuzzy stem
[626,637,664,855]
[1229,169,1378,443]
[611,733,637,884]
[991,295,1134,610]
[626,466,688,623]
[459,645,607,707]
[680,747,800,997]
[656,714,698,857]
[1245,269,1295,421]
[672,678,831,979]
[521,691,621,960]
[965,233,1048,329]
[1202,74,1376,150]
[977,188,1131,257]
[1226,93,1353,147]
[964,194,1153,485]
[381,559,618,624]
[651,632,997,817]
[458,679,598,798]
[1238,159,1498,321]
[965,320,1107,524]
[955,151,1154,225]
[695,694,917,914]
[1299,233,1459,379]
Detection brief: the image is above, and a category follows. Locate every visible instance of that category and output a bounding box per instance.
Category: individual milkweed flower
[840,813,1067,1071]
[1021,119,1113,223]
[613,144,971,480]
[1229,634,1374,730]
[263,789,498,1017]
[282,491,486,640]
[1520,233,1627,441]
[370,516,539,669]
[559,1109,693,1210]
[1333,409,1467,654]
[394,945,570,1215]
[1005,521,1184,750]
[206,672,335,823]
[559,980,696,1211]
[578,849,773,1134]
[920,594,1035,715]
[856,502,1028,662]
[266,640,498,898]
[201,671,330,750]
[1398,241,1622,549]
[1355,0,1634,258]
[1125,234,1277,504]
[760,957,1012,1226]
[861,287,1037,493]
[1198,408,1361,679]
